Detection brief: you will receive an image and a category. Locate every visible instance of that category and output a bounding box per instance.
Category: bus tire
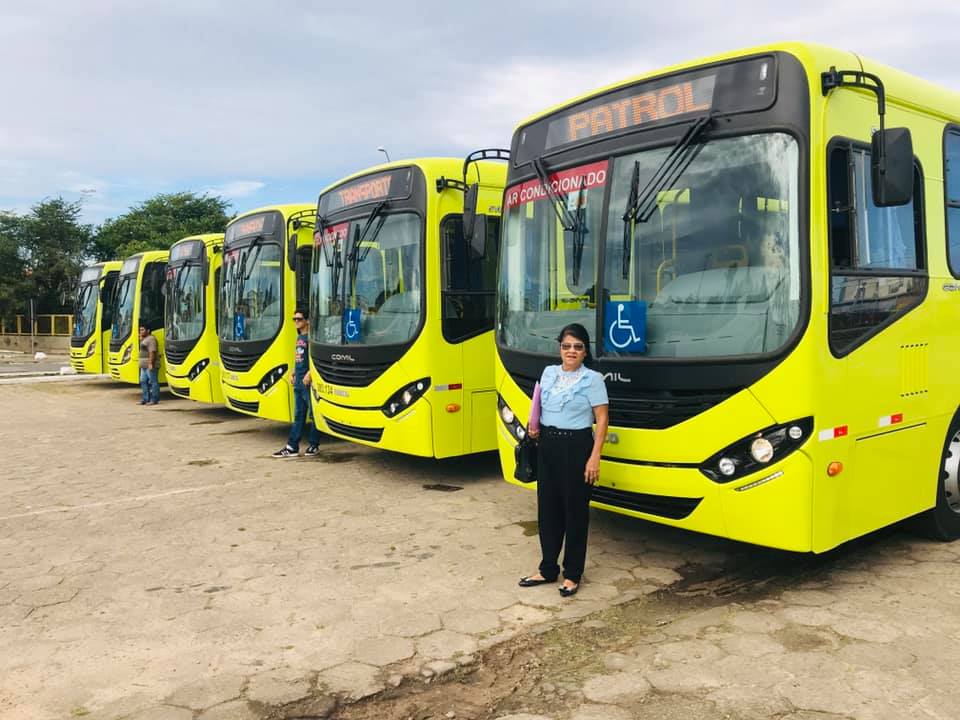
[918,413,960,541]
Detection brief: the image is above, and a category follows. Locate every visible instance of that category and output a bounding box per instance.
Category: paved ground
[0,351,73,375]
[1,379,959,720]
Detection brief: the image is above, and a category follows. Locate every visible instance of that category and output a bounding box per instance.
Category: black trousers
[537,426,594,584]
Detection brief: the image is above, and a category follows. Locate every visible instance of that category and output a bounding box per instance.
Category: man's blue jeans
[288,385,321,451]
[139,367,159,404]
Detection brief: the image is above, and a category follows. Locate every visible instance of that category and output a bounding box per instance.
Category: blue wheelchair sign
[233,312,245,340]
[604,301,647,353]
[343,308,361,343]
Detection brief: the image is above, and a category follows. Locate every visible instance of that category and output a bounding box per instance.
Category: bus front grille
[323,417,384,443]
[227,397,260,413]
[165,346,190,366]
[590,486,702,520]
[514,375,738,430]
[220,349,258,372]
[314,359,392,387]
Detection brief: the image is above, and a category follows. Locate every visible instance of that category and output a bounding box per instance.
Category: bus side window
[945,128,960,277]
[827,142,926,356]
[101,273,118,330]
[295,246,312,311]
[440,214,499,343]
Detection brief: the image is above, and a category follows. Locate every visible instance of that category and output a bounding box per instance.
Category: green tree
[0,212,29,326]
[14,198,94,314]
[93,192,231,260]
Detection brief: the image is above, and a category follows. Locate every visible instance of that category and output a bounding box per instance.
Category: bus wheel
[919,416,960,541]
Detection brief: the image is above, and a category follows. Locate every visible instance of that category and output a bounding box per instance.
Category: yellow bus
[218,205,315,422]
[494,41,960,552]
[164,234,225,403]
[107,250,169,385]
[308,155,508,457]
[70,260,121,374]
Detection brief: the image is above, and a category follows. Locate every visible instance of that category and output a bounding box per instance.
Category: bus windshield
[310,212,421,346]
[73,281,99,340]
[112,273,137,342]
[218,242,283,343]
[499,132,801,359]
[165,263,204,343]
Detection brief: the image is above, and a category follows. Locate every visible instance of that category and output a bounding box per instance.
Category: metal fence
[0,314,74,336]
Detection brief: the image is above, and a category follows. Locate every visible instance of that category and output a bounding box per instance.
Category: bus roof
[229,203,316,223]
[171,232,224,249]
[316,157,509,199]
[123,249,169,264]
[511,41,960,133]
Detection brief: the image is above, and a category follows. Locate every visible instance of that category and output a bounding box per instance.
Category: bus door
[820,95,930,542]
[296,246,312,313]
[99,271,119,373]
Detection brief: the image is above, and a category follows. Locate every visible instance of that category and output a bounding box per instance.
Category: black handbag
[514,436,538,483]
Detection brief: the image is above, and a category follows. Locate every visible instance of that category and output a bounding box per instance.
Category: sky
[1,0,958,226]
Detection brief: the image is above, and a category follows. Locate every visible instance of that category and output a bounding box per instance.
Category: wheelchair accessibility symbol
[604,301,646,353]
[343,308,361,342]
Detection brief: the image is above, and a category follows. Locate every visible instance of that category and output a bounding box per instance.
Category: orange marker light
[446,403,461,413]
[827,462,844,477]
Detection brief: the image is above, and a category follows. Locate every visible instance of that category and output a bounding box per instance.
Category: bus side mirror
[462,183,480,243]
[287,235,297,271]
[872,127,913,206]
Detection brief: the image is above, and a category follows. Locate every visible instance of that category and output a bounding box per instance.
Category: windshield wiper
[620,161,640,279]
[569,180,588,286]
[532,156,580,231]
[623,113,715,226]
[347,201,388,264]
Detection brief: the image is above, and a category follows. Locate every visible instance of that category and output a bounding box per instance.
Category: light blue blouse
[538,365,609,430]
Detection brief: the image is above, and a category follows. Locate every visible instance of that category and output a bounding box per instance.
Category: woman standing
[519,323,609,597]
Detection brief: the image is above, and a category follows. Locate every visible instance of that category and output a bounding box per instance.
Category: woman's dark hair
[557,323,593,365]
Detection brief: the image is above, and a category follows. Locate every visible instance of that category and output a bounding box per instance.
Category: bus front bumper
[223,380,292,423]
[497,430,814,552]
[313,393,434,457]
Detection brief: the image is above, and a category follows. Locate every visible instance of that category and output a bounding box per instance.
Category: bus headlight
[699,417,813,483]
[85,340,97,358]
[497,395,526,442]
[382,378,431,418]
[121,345,132,364]
[188,358,210,381]
[257,364,288,394]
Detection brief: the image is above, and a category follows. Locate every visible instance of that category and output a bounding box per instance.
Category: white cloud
[202,180,266,199]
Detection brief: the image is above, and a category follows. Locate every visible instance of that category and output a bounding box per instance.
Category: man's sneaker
[272,446,298,458]
[304,444,320,457]
[137,400,147,405]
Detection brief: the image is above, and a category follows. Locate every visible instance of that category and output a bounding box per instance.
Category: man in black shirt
[272,308,322,458]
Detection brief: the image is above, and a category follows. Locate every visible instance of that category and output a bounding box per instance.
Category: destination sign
[225,212,279,245]
[80,267,101,283]
[514,56,776,164]
[318,167,414,217]
[120,257,141,276]
[169,239,204,262]
[503,160,609,211]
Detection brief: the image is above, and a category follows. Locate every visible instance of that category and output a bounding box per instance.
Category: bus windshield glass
[499,132,800,359]
[112,272,137,342]
[165,263,204,343]
[310,212,422,346]
[73,281,99,339]
[218,242,283,343]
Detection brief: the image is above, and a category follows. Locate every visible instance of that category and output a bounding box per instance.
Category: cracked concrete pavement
[2,379,960,720]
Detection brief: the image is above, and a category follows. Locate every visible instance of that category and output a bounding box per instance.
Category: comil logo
[603,371,631,383]
[331,354,356,362]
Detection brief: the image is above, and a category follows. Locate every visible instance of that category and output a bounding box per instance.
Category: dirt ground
[2,379,960,720]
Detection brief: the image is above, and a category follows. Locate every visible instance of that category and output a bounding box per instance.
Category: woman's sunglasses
[560,342,585,351]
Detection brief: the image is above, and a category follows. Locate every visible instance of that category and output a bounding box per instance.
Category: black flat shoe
[559,583,579,597]
[519,575,554,587]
